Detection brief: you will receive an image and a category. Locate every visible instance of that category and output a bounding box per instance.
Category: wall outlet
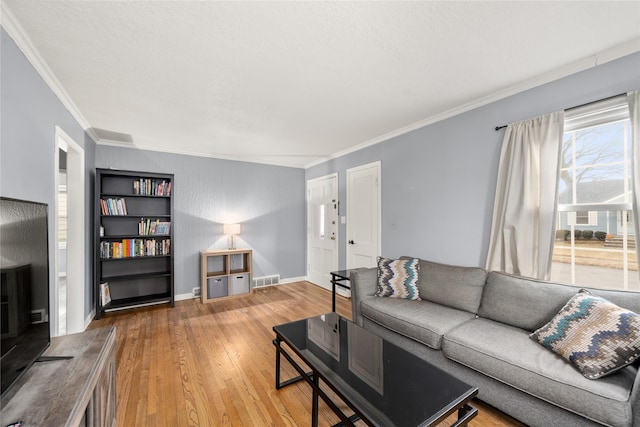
[192,287,201,298]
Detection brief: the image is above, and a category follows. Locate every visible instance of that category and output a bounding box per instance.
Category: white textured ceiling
[3,1,640,168]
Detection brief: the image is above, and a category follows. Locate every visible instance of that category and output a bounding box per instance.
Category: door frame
[54,126,85,336]
[346,161,381,269]
[306,173,339,288]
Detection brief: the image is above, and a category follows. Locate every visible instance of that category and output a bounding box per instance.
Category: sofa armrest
[350,267,378,326]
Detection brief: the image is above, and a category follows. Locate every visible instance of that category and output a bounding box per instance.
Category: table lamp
[224,223,241,250]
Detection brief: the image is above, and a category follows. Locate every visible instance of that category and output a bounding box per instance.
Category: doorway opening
[54,126,85,335]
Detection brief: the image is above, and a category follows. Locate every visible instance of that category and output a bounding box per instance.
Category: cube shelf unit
[95,168,174,318]
[200,249,252,303]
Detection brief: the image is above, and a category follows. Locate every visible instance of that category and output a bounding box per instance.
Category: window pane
[552,210,637,291]
[559,169,628,204]
[573,123,626,167]
[558,121,630,205]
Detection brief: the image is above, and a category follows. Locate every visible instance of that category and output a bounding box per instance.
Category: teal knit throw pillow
[375,256,421,300]
[530,289,640,379]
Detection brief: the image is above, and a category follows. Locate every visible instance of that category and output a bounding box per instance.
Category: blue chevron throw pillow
[375,256,421,300]
[530,289,640,379]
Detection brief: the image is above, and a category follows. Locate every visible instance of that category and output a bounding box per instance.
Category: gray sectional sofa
[350,258,640,427]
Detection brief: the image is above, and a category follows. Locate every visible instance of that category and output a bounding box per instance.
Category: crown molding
[85,127,100,144]
[96,140,307,169]
[1,3,97,143]
[2,2,637,168]
[304,38,640,169]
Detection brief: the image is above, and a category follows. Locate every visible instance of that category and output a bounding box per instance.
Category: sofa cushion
[531,290,640,379]
[479,271,640,332]
[360,297,475,350]
[443,318,636,427]
[402,257,486,313]
[375,257,421,300]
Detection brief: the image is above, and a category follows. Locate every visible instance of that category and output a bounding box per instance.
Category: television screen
[0,197,51,396]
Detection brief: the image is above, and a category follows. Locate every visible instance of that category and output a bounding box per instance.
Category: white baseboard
[175,292,195,301]
[279,276,307,284]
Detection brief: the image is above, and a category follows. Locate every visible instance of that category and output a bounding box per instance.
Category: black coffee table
[273,313,478,426]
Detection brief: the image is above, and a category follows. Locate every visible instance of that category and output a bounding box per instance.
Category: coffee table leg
[312,374,319,427]
[452,403,478,427]
[331,274,337,312]
[275,337,282,389]
[273,337,313,389]
[273,335,357,426]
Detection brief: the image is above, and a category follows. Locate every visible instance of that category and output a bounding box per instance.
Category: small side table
[330,269,364,312]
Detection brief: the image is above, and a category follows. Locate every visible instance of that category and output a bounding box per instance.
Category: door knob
[348,240,355,245]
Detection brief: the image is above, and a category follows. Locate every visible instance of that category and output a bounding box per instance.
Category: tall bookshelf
[95,168,174,319]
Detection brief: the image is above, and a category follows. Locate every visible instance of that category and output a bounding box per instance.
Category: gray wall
[307,52,640,269]
[4,13,640,317]
[1,28,96,323]
[95,146,306,297]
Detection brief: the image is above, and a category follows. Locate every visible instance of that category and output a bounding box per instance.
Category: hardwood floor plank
[89,281,524,426]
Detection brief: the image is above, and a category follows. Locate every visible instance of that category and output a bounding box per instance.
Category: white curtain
[486,112,564,279]
[628,89,640,270]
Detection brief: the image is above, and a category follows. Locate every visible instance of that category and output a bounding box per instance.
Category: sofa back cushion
[406,258,487,314]
[480,271,640,332]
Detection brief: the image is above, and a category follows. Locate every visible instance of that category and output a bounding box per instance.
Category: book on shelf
[133,178,172,196]
[100,282,111,307]
[100,238,171,259]
[101,197,128,215]
[138,218,171,235]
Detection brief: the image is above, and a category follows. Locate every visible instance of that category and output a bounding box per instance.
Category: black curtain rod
[494,92,626,131]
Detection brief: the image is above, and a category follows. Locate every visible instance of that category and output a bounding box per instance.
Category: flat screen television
[0,197,51,396]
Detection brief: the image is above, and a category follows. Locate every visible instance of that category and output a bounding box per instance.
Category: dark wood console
[0,327,117,427]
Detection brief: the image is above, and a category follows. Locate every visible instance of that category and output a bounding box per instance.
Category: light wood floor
[88,281,525,426]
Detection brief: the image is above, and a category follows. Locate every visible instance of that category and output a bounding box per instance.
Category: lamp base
[228,235,236,250]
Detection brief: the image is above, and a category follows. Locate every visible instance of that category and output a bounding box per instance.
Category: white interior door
[347,162,381,269]
[307,174,338,289]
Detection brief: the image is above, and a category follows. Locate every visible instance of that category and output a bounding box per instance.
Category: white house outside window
[551,95,637,291]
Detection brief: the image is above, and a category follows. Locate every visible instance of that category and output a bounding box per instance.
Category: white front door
[347,162,381,269]
[307,174,338,289]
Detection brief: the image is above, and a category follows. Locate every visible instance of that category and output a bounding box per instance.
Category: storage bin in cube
[230,274,249,295]
[207,277,228,299]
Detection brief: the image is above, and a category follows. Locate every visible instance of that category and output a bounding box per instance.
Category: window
[551,95,637,291]
[568,211,597,226]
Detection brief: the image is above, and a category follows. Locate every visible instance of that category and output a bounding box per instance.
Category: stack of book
[133,179,172,196]
[100,198,128,215]
[138,218,171,235]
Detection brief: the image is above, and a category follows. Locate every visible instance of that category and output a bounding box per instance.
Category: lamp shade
[224,223,241,235]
